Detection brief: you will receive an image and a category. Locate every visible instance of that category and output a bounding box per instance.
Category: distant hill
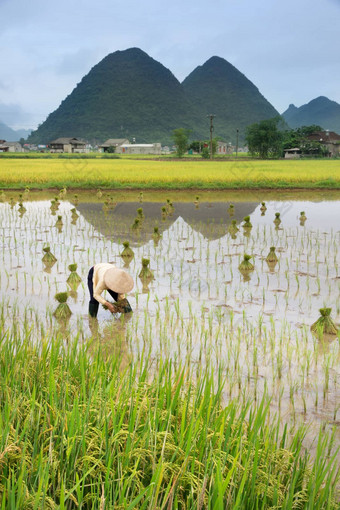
[182,56,280,143]
[27,48,202,145]
[0,121,31,141]
[27,48,280,145]
[282,96,340,133]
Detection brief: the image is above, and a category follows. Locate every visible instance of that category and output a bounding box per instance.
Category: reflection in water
[76,201,258,243]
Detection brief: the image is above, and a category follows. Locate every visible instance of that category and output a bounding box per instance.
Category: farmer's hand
[106,302,118,314]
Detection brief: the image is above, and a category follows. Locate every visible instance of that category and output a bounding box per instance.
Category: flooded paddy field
[1,189,340,448]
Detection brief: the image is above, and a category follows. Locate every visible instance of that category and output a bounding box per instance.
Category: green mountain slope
[282,96,340,133]
[27,49,280,146]
[182,56,280,143]
[27,48,202,145]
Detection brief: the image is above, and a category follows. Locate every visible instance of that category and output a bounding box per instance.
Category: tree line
[172,120,330,158]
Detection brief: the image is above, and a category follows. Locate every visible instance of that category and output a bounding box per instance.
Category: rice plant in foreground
[0,327,339,509]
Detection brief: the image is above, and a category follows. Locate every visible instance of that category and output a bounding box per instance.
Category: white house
[116,143,162,155]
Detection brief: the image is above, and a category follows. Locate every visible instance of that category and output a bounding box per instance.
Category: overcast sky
[1,0,339,129]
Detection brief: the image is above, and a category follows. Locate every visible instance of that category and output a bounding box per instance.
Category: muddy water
[1,189,340,446]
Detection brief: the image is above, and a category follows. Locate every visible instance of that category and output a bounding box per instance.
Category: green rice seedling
[161,205,167,219]
[108,196,116,209]
[227,203,235,216]
[311,308,338,336]
[228,219,239,239]
[67,263,82,289]
[55,215,63,229]
[260,201,267,214]
[242,215,252,237]
[73,193,79,205]
[242,215,252,228]
[50,198,59,215]
[139,257,154,282]
[137,207,144,220]
[131,217,141,231]
[274,212,281,227]
[96,188,102,198]
[120,241,134,263]
[42,246,57,265]
[194,195,200,207]
[266,246,278,263]
[239,254,254,275]
[166,199,175,215]
[18,202,26,217]
[53,291,72,319]
[139,191,143,202]
[59,186,67,197]
[152,226,161,245]
[71,207,79,224]
[300,211,307,225]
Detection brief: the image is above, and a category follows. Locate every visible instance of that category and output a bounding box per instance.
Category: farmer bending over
[88,263,134,318]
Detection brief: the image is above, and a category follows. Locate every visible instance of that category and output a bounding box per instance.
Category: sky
[1,0,340,130]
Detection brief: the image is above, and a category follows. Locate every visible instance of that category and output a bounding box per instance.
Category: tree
[172,128,190,157]
[245,117,284,158]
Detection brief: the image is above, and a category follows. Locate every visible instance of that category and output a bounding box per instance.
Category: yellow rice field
[0,158,339,188]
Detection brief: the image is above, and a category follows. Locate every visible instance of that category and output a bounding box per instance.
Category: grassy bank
[0,158,339,189]
[0,326,339,509]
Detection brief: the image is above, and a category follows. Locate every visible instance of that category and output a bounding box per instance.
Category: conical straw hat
[104,267,134,294]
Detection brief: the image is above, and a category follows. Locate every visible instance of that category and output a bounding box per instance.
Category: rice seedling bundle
[228,219,239,237]
[139,258,154,281]
[66,263,82,288]
[242,216,252,229]
[311,307,338,335]
[274,212,281,226]
[239,254,254,273]
[53,291,72,320]
[266,246,278,263]
[120,241,134,262]
[42,246,57,264]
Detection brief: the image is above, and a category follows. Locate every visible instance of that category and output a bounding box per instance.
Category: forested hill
[27,48,202,145]
[28,48,280,145]
[182,56,279,143]
[282,96,340,133]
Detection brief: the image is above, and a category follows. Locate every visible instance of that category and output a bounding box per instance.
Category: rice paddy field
[1,187,340,508]
[0,157,340,188]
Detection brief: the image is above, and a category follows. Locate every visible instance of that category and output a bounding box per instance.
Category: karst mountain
[28,48,281,145]
[282,96,340,133]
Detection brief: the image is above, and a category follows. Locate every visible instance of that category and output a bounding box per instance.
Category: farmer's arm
[93,281,117,313]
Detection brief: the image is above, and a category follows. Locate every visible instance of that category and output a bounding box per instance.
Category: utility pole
[236,129,239,158]
[207,114,215,160]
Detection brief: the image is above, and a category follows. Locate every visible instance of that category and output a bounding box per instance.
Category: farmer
[88,263,134,318]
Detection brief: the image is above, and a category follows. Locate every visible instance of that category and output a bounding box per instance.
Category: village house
[49,137,87,153]
[284,147,302,159]
[306,130,340,157]
[116,143,162,155]
[216,141,229,154]
[0,141,24,152]
[98,138,129,152]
